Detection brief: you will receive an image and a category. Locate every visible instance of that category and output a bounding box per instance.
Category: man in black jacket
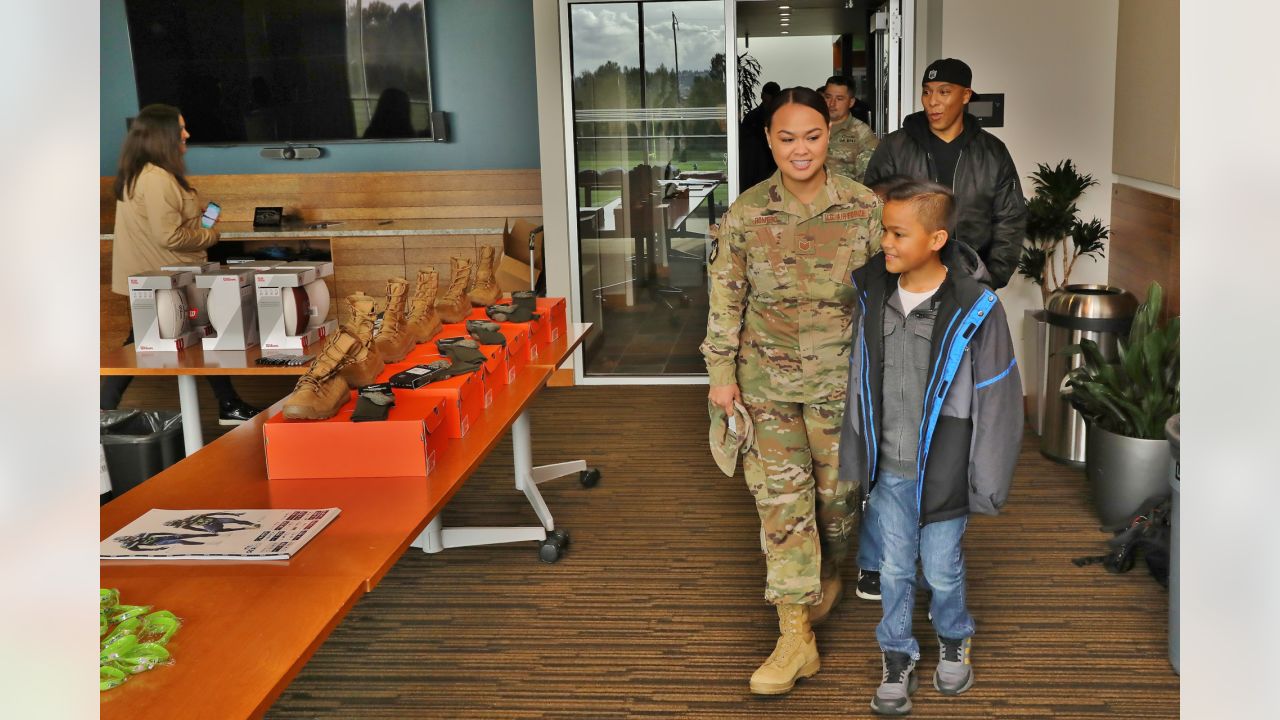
[738,81,780,190]
[864,58,1026,289]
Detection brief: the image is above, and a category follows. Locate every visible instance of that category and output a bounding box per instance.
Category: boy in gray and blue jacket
[838,181,1022,715]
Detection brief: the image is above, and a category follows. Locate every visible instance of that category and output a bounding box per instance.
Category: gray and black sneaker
[870,651,917,715]
[856,569,882,600]
[933,636,974,695]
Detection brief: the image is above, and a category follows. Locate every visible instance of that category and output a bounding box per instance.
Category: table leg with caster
[410,410,599,562]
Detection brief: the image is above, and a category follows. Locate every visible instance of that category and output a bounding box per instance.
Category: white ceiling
[736,0,878,39]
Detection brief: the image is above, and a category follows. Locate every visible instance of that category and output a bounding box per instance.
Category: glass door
[563,0,728,380]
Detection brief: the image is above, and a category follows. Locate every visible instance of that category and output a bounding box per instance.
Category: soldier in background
[702,87,882,696]
[823,75,879,183]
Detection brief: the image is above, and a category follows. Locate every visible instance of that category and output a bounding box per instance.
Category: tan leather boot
[435,256,472,323]
[749,604,821,695]
[809,562,845,626]
[467,245,502,307]
[372,277,414,363]
[282,330,359,420]
[338,293,384,388]
[406,269,443,343]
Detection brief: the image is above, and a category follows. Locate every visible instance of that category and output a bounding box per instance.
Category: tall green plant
[737,52,762,120]
[1018,159,1109,306]
[1062,282,1179,439]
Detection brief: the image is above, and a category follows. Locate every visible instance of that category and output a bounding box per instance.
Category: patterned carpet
[244,385,1179,719]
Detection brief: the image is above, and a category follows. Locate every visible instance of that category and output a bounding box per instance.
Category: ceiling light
[779,5,791,8]
[781,22,790,26]
[780,30,789,34]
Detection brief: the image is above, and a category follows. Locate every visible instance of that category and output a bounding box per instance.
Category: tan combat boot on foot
[372,277,414,363]
[406,269,443,343]
[467,245,502,307]
[809,562,845,626]
[435,256,472,323]
[282,330,360,420]
[749,604,821,695]
[338,293,384,388]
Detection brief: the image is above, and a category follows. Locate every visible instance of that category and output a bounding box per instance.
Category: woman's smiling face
[767,102,830,185]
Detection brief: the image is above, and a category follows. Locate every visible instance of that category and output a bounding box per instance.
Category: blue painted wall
[100,0,540,176]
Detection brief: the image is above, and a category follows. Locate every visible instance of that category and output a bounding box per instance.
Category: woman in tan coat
[102,104,258,425]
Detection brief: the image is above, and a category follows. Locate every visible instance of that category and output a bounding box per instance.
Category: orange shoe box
[438,322,529,385]
[263,393,448,479]
[535,297,568,345]
[412,332,506,408]
[467,306,548,365]
[376,357,483,438]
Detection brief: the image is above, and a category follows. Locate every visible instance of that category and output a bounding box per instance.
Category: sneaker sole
[933,668,974,696]
[870,672,918,715]
[855,588,882,600]
[749,657,821,695]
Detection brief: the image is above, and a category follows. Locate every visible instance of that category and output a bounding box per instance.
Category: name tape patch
[750,215,787,226]
[823,209,871,223]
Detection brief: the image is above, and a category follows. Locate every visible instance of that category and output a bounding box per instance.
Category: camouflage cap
[708,399,754,477]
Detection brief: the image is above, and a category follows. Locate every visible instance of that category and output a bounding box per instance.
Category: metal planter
[1085,424,1172,529]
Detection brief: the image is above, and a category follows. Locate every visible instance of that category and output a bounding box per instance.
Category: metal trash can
[1165,414,1180,675]
[100,410,186,497]
[1040,285,1138,465]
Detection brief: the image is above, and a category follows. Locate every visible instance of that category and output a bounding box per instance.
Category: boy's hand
[708,384,741,414]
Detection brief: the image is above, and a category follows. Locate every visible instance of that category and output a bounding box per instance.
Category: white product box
[161,262,222,335]
[278,260,335,278]
[128,271,201,352]
[199,268,260,351]
[255,268,336,350]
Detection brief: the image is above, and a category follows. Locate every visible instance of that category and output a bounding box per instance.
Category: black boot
[218,399,260,426]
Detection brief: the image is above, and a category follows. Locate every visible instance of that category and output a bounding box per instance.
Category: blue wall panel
[100,0,540,176]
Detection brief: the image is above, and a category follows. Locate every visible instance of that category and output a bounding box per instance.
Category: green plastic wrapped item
[99,588,182,692]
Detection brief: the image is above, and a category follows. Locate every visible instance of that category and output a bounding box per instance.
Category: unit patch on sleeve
[822,208,871,223]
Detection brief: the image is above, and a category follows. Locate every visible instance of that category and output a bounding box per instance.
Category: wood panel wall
[1108,183,1179,318]
[101,170,543,352]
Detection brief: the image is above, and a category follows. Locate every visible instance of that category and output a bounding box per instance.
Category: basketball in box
[263,393,448,479]
[467,306,548,364]
[376,359,482,439]
[535,297,568,344]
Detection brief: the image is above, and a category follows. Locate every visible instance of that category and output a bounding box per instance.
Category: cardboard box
[128,271,202,352]
[199,269,259,350]
[535,297,568,344]
[466,306,547,365]
[263,393,448,480]
[434,323,527,389]
[255,267,337,351]
[376,359,483,439]
[497,218,544,292]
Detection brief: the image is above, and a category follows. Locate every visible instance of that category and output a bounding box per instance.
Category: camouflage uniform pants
[741,393,856,605]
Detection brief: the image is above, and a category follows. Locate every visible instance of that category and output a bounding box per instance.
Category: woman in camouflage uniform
[702,87,882,695]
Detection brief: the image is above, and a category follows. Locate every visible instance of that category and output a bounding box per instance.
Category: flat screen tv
[124,0,434,145]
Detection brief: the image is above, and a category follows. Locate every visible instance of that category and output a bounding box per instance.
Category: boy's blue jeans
[872,468,975,659]
[856,493,882,571]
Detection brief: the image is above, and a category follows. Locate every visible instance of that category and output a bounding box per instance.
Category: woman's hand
[708,384,741,414]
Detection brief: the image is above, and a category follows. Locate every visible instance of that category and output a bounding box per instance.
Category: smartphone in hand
[201,201,222,229]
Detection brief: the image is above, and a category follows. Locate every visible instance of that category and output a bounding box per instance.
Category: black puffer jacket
[864,112,1027,289]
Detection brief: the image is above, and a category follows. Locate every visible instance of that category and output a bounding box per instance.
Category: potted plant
[1018,159,1109,434]
[1062,282,1179,528]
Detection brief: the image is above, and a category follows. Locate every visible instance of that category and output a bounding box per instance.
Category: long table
[100,324,591,720]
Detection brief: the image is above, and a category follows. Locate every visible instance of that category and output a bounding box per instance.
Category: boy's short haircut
[868,174,916,198]
[884,180,956,234]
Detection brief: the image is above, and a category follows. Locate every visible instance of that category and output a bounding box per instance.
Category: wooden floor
[140,384,1177,719]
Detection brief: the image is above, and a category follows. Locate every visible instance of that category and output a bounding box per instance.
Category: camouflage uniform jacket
[702,170,882,403]
[827,115,879,183]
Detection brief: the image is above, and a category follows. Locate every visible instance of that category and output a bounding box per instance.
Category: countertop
[100,218,505,241]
